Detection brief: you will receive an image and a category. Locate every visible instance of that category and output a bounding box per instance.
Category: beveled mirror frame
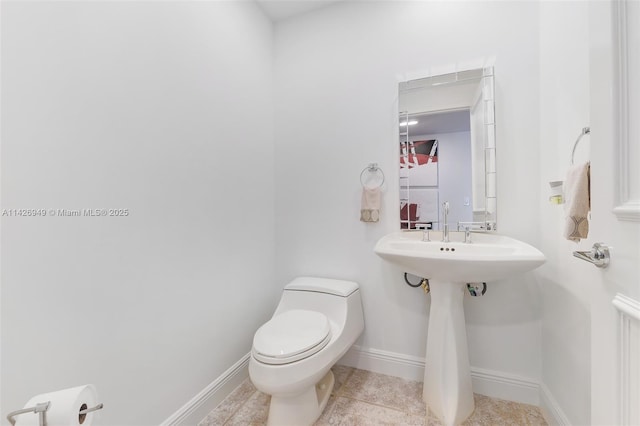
[398,67,497,231]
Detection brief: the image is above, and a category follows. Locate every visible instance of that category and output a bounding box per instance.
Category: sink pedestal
[423,280,474,425]
[375,231,547,425]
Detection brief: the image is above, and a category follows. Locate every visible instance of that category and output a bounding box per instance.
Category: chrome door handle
[573,242,610,268]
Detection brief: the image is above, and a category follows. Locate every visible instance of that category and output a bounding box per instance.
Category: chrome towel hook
[573,242,610,268]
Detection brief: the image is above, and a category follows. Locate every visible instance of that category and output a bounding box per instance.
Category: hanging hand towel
[563,161,590,242]
[360,187,381,222]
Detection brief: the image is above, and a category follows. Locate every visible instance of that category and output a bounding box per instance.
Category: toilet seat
[252,309,332,365]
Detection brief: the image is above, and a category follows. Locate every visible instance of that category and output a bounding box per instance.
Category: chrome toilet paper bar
[79,403,104,415]
[6,402,50,426]
[573,242,610,268]
[7,402,104,426]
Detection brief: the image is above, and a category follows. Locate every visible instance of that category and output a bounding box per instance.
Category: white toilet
[249,276,364,426]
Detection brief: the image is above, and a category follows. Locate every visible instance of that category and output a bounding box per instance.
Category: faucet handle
[415,223,431,241]
[457,221,487,231]
[463,226,472,243]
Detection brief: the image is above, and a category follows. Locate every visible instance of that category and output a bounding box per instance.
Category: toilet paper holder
[7,401,104,426]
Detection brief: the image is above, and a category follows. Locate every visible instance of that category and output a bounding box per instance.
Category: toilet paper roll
[15,384,98,426]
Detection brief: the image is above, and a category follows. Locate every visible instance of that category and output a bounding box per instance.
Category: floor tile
[201,367,548,426]
[331,365,355,395]
[324,397,426,426]
[339,369,426,416]
[223,390,270,426]
[198,379,257,425]
[461,394,547,426]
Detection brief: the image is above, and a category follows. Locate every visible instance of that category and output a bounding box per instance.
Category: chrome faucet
[442,201,450,242]
[464,226,472,243]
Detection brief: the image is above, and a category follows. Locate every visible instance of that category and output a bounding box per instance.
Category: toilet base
[267,370,335,426]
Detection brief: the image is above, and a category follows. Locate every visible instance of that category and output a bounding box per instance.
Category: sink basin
[374,230,545,425]
[374,230,546,282]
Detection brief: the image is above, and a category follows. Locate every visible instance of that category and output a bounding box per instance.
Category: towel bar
[570,127,591,165]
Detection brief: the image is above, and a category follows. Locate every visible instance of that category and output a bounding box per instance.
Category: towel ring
[570,127,590,165]
[360,163,385,189]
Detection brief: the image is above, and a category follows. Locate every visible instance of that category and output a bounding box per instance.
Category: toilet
[248,276,364,426]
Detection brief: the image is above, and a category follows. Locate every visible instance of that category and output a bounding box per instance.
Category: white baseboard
[160,353,250,426]
[338,345,540,405]
[539,382,571,426]
[470,366,539,406]
[338,345,426,381]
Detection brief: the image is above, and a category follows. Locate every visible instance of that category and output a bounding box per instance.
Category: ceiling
[255,0,345,21]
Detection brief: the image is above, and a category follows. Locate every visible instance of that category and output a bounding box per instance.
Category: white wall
[402,131,472,227]
[537,2,591,425]
[411,131,473,227]
[0,2,277,424]
[274,0,542,386]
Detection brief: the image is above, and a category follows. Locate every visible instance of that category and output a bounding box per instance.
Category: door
[589,1,640,424]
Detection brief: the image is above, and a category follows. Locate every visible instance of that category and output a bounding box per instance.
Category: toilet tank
[274,277,361,326]
[285,276,359,296]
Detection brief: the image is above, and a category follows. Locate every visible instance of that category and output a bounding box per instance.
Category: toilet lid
[253,310,332,365]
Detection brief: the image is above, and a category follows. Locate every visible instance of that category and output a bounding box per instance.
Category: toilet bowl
[249,276,364,426]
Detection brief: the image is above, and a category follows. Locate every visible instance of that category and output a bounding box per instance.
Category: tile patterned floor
[199,366,547,425]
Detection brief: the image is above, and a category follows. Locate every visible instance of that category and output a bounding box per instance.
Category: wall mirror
[398,67,496,231]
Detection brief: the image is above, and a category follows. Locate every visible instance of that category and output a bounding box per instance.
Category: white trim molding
[338,345,425,382]
[613,293,640,321]
[613,293,640,425]
[613,204,640,222]
[338,345,539,405]
[539,382,571,426]
[470,366,539,406]
[613,0,640,222]
[160,353,250,426]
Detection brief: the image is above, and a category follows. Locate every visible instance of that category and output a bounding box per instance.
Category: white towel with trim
[563,161,590,242]
[360,187,380,222]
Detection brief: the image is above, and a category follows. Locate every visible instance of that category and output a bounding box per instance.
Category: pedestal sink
[374,230,545,425]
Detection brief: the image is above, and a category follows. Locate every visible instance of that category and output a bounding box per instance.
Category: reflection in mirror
[398,68,496,231]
